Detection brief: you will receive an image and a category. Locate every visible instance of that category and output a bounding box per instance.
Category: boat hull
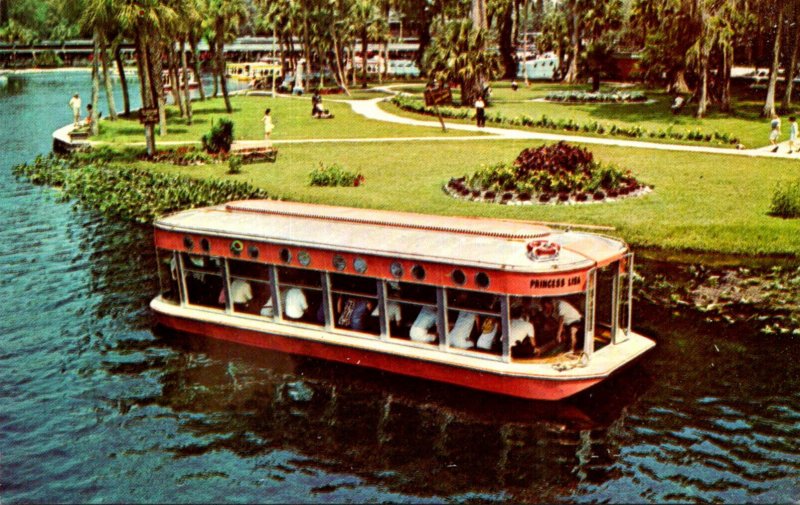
[153,308,612,401]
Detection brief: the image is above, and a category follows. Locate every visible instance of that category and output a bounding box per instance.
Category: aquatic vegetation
[12,154,269,224]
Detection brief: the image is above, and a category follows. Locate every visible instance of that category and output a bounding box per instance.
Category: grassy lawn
[390,81,774,149]
[132,135,800,256]
[95,94,485,145]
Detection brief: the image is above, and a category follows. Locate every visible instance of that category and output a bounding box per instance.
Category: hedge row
[391,95,740,145]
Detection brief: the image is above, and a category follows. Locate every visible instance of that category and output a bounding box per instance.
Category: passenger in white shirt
[544,298,582,353]
[371,301,402,325]
[509,305,535,347]
[476,317,498,350]
[449,311,476,349]
[409,306,437,343]
[230,279,253,304]
[283,287,308,319]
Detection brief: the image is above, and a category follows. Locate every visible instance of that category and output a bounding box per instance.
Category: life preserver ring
[526,240,560,260]
[230,240,244,255]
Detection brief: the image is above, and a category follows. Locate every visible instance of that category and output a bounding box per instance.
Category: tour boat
[226,60,282,83]
[150,200,655,401]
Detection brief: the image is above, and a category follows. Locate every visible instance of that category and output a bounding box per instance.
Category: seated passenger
[283,287,308,320]
[371,301,402,327]
[409,306,437,343]
[449,311,476,349]
[218,278,253,307]
[543,298,582,353]
[509,306,535,347]
[476,317,498,350]
[337,297,375,331]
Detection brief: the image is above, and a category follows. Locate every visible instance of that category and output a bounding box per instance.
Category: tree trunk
[167,44,184,116]
[302,1,312,91]
[781,28,799,111]
[763,8,783,117]
[180,38,192,125]
[351,43,357,86]
[113,45,130,115]
[209,35,219,97]
[499,1,516,79]
[671,69,691,94]
[91,31,101,136]
[188,33,206,101]
[216,20,233,113]
[361,33,369,88]
[470,0,487,30]
[134,27,156,156]
[148,36,167,135]
[563,9,580,83]
[331,30,351,96]
[720,46,732,113]
[99,33,117,120]
[696,54,709,118]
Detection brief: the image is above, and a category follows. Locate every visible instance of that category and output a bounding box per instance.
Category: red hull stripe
[154,312,602,401]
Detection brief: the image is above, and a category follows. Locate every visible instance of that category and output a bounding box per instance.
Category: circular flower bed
[445,142,651,205]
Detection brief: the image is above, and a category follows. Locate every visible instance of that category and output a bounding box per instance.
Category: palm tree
[424,18,500,106]
[763,1,783,117]
[350,0,380,88]
[205,0,247,113]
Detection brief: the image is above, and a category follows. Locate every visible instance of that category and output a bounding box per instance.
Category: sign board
[424,86,452,107]
[139,108,160,124]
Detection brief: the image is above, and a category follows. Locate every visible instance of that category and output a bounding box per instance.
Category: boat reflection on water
[127,326,653,501]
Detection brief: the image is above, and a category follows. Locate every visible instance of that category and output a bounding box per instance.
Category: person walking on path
[789,117,798,154]
[770,114,781,153]
[69,93,81,127]
[475,97,486,128]
[262,108,274,147]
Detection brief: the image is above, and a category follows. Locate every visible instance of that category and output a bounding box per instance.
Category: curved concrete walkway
[346,95,800,160]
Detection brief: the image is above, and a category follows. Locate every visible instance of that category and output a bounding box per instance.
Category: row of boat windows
[158,251,593,360]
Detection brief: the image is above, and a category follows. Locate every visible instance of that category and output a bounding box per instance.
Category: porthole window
[298,250,311,267]
[390,262,404,278]
[230,240,244,256]
[475,272,490,288]
[332,254,346,271]
[183,236,194,250]
[411,264,426,281]
[248,245,259,259]
[451,269,466,285]
[279,248,292,264]
[200,238,210,252]
[353,257,368,274]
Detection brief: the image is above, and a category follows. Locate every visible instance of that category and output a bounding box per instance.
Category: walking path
[346,95,800,159]
[53,86,799,158]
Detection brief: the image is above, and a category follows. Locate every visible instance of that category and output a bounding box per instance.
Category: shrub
[309,162,363,187]
[202,118,234,154]
[227,155,243,174]
[769,180,800,218]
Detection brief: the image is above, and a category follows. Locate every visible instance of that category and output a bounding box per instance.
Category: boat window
[385,281,440,345]
[227,259,272,318]
[180,253,225,310]
[276,266,323,326]
[156,249,180,304]
[509,294,585,360]
[329,273,380,336]
[445,288,501,354]
[594,263,618,351]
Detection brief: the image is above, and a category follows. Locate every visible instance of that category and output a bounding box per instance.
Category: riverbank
[13,151,800,335]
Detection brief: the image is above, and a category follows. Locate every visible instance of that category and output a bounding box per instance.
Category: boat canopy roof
[155,200,627,272]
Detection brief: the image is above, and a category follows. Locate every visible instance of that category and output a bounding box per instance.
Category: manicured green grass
[135,138,800,256]
[393,81,775,149]
[95,94,484,145]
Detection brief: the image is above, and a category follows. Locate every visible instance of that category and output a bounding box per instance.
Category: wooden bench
[230,144,278,163]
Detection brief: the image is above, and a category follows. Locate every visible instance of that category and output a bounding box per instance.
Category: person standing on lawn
[475,97,486,128]
[262,108,274,147]
[68,93,81,127]
[789,117,798,153]
[770,114,781,153]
